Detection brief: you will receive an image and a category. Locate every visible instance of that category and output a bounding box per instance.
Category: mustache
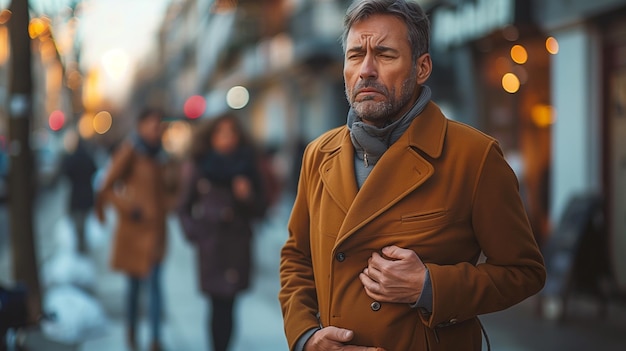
[352,80,388,98]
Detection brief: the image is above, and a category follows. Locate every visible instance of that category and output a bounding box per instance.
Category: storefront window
[476,31,553,245]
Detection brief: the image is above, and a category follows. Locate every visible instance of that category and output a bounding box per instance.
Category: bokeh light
[93,111,113,134]
[78,114,95,139]
[48,110,65,131]
[531,104,556,127]
[546,37,559,55]
[510,45,528,64]
[226,86,250,110]
[502,73,520,94]
[0,26,8,65]
[184,95,206,119]
[28,18,47,39]
[67,70,83,90]
[102,48,130,81]
[0,9,12,25]
[163,121,192,157]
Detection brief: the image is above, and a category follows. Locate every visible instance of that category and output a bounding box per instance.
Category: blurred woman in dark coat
[177,113,265,351]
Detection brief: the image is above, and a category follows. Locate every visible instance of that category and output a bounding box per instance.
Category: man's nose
[359,54,378,80]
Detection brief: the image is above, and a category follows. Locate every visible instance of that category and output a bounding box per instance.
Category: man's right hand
[304,326,386,351]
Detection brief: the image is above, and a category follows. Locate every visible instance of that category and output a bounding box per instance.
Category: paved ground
[78,192,291,351]
[2,182,626,351]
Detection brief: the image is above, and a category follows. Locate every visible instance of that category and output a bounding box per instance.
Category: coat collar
[406,101,447,159]
[318,101,447,159]
[318,101,449,244]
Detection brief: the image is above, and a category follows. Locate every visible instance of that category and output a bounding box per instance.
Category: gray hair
[341,0,430,62]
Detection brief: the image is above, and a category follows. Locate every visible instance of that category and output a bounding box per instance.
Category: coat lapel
[336,137,434,244]
[335,101,447,245]
[319,129,359,214]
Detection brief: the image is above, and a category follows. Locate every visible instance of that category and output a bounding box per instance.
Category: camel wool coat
[97,142,177,278]
[279,102,546,351]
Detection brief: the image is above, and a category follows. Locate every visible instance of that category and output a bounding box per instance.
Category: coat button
[370,301,381,311]
[335,252,346,262]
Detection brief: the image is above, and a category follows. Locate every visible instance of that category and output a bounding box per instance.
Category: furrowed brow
[346,44,400,56]
[374,45,399,55]
[347,45,366,54]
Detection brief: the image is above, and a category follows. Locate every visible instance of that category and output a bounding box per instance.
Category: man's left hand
[359,245,426,304]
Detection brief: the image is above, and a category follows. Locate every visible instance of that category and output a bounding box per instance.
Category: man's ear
[416,53,432,85]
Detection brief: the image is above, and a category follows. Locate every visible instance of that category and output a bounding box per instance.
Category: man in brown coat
[96,108,176,351]
[278,1,546,350]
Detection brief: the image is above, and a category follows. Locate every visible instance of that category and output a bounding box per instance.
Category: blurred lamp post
[8,0,42,322]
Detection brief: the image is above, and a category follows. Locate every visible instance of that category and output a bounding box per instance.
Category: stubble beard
[346,75,417,125]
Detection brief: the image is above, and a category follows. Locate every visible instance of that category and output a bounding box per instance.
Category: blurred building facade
[147,0,352,172]
[139,0,626,293]
[0,9,77,188]
[530,0,626,291]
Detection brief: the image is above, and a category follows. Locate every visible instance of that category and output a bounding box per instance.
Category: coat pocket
[401,209,449,229]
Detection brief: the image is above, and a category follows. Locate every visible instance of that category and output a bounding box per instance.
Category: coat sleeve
[236,152,270,219]
[422,141,546,328]
[175,160,200,243]
[95,143,136,221]
[279,144,321,351]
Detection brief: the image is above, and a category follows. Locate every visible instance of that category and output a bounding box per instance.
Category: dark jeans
[127,264,163,343]
[70,209,89,253]
[209,294,236,351]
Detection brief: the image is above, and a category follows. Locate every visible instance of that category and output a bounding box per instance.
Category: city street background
[1,0,626,350]
[2,179,626,350]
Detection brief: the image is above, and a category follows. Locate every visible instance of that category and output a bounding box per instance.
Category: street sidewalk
[4,183,625,351]
[79,196,292,351]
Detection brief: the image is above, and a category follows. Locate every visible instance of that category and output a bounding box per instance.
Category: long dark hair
[190,112,251,161]
[137,107,164,124]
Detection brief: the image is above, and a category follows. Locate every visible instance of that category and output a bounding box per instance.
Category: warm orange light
[93,111,113,134]
[67,70,82,90]
[78,114,95,139]
[28,18,47,39]
[531,104,556,127]
[502,73,520,94]
[546,37,559,55]
[40,40,57,63]
[82,69,102,111]
[0,26,9,65]
[510,45,528,64]
[0,9,11,25]
[162,121,192,157]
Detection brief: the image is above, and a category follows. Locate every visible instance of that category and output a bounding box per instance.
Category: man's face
[344,14,420,126]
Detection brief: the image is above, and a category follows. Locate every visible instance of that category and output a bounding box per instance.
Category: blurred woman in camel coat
[96,108,178,351]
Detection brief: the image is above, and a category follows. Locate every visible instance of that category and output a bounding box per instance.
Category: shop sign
[432,0,515,50]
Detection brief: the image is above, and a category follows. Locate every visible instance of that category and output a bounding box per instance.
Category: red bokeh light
[49,110,65,131]
[183,95,206,119]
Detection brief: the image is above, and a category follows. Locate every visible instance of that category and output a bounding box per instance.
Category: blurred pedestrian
[61,131,97,254]
[279,1,546,350]
[177,113,266,351]
[95,108,176,351]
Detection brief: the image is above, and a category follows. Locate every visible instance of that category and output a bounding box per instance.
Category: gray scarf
[348,85,431,169]
[347,86,431,188]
